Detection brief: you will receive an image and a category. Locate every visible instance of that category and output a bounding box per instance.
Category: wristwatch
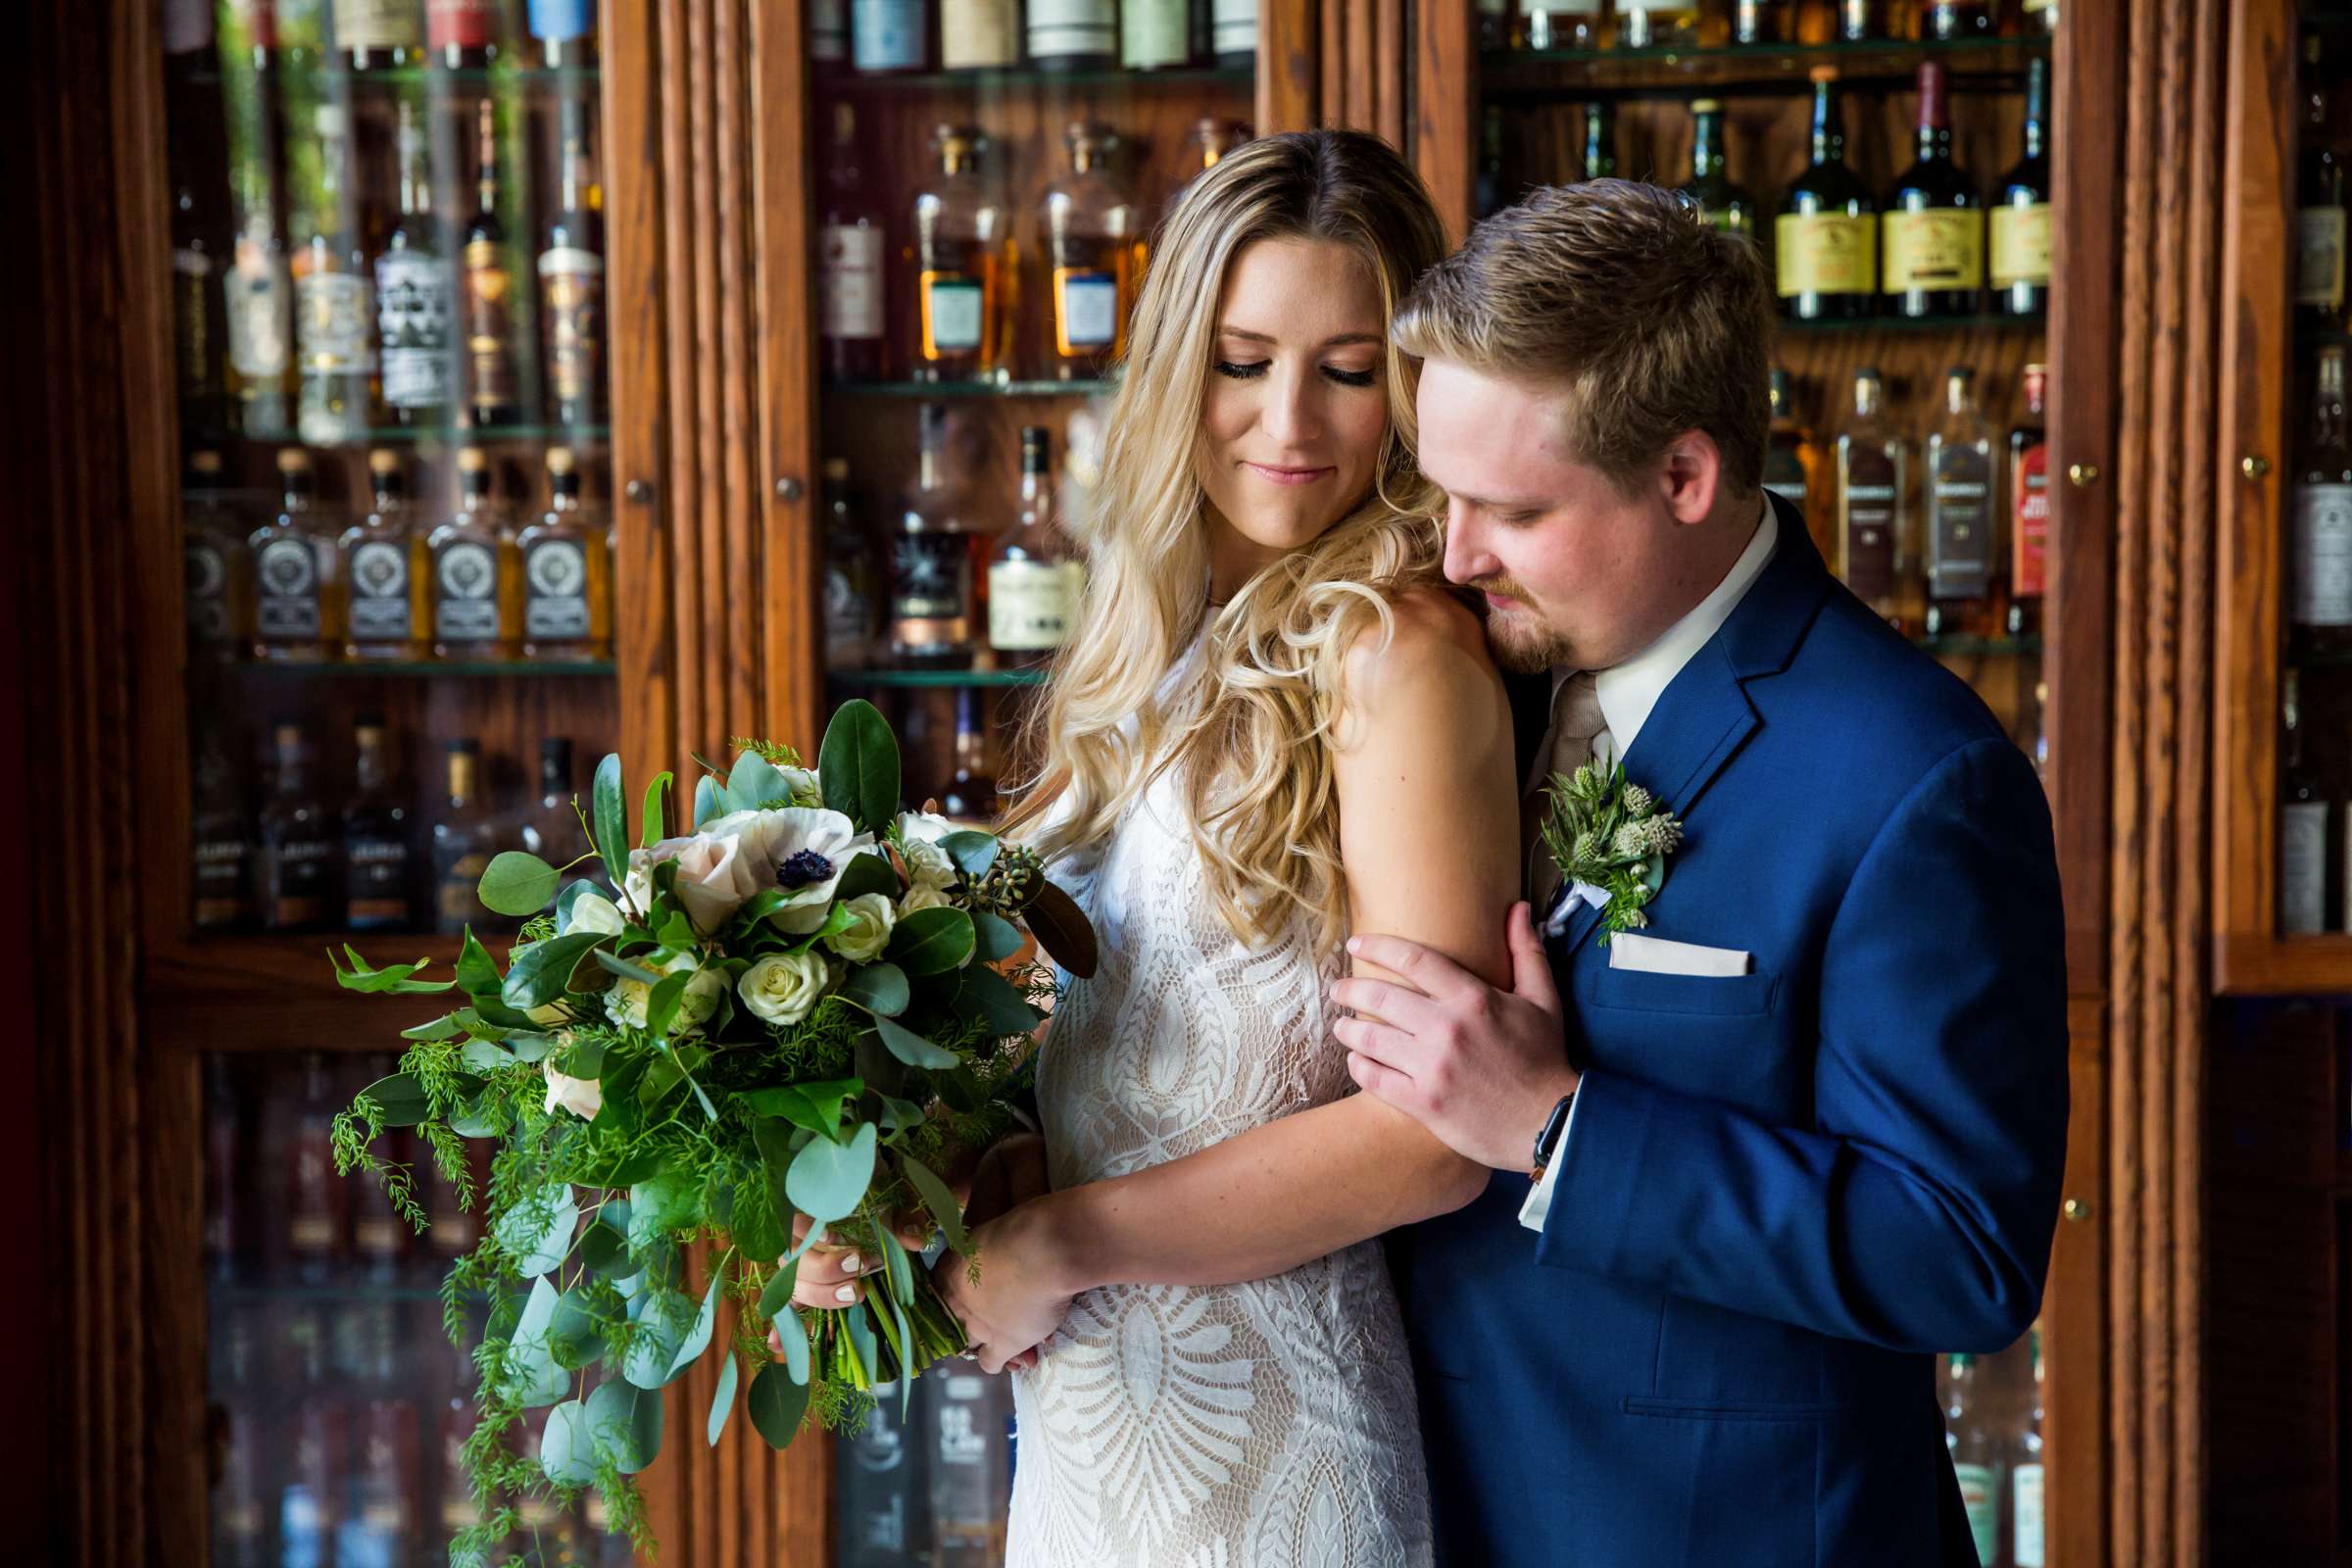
[1529,1090,1577,1185]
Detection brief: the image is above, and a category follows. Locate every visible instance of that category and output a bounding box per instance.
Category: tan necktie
[1526,671,1607,908]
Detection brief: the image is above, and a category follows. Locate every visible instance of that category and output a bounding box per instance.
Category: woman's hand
[933,1192,1084,1375]
[769,1209,932,1364]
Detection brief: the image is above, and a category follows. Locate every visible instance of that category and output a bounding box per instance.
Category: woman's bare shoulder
[1334,583,1507,751]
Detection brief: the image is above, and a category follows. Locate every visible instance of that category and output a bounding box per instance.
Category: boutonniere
[1538,760,1685,943]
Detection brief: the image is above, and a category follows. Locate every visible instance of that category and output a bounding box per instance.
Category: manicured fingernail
[1346,937,1362,954]
[834,1284,858,1303]
[839,1252,861,1274]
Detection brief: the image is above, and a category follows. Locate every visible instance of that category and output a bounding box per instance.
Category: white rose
[896,811,959,891]
[542,1060,604,1120]
[897,884,953,917]
[627,830,768,934]
[824,892,897,963]
[666,953,726,1035]
[604,975,652,1029]
[762,808,881,934]
[738,951,835,1027]
[563,889,626,937]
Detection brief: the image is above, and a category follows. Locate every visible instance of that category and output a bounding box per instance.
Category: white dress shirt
[1518,497,1778,1232]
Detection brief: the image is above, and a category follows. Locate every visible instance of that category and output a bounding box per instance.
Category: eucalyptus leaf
[818,699,901,833]
[785,1122,877,1224]
[877,1225,916,1308]
[493,1189,577,1278]
[502,1030,557,1063]
[668,1273,722,1377]
[748,1363,810,1449]
[940,830,999,880]
[621,1287,693,1390]
[593,752,630,894]
[694,773,723,829]
[576,1213,629,1275]
[773,1300,811,1385]
[400,1013,467,1041]
[553,1036,606,1078]
[479,851,561,917]
[586,1378,664,1474]
[355,1072,431,1128]
[843,1307,880,1386]
[957,962,1045,1039]
[899,1152,970,1254]
[549,1287,603,1370]
[727,753,790,812]
[628,1169,702,1250]
[872,1018,957,1070]
[502,932,612,1008]
[971,909,1024,964]
[708,1351,740,1446]
[450,1091,508,1140]
[459,1038,514,1075]
[758,1259,802,1327]
[837,961,910,1017]
[886,906,974,976]
[503,1277,570,1407]
[541,1399,597,1485]
[640,770,673,849]
[876,1094,928,1134]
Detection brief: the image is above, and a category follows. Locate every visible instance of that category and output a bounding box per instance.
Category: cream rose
[626,830,768,934]
[542,1060,604,1120]
[739,950,835,1026]
[895,810,959,891]
[824,892,897,963]
[563,889,626,937]
[896,884,953,917]
[602,953,725,1036]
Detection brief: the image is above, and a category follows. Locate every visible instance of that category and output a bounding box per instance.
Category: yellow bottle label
[1882,209,1984,293]
[1774,212,1877,297]
[1989,203,2052,288]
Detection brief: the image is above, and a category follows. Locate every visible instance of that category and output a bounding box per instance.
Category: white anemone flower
[762,807,882,933]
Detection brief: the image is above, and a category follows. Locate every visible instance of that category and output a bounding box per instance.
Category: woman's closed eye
[1213,359,1380,388]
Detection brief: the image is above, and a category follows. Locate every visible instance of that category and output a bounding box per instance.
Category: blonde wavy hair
[1004,129,1452,955]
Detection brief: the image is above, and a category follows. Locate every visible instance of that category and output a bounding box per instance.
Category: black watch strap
[1530,1090,1577,1181]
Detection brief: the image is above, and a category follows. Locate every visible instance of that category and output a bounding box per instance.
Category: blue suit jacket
[1397,494,2068,1567]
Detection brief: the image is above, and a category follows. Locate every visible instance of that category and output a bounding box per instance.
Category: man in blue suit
[1333,180,2068,1565]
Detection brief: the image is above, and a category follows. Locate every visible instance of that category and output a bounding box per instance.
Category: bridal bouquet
[326,700,1093,1564]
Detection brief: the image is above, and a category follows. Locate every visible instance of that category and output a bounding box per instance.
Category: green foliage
[1537,760,1687,944]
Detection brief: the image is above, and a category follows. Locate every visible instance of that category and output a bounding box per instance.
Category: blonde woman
[810,130,1521,1564]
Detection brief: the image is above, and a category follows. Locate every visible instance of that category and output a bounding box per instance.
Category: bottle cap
[189,449,222,476]
[824,456,850,481]
[447,736,482,756]
[368,448,401,476]
[276,447,312,473]
[546,447,576,477]
[458,446,489,473]
[1691,98,1721,114]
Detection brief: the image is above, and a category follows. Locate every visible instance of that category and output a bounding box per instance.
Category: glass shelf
[1915,633,2042,658]
[233,422,612,447]
[1482,33,2050,96]
[818,61,1250,94]
[828,666,1048,688]
[317,62,602,89]
[829,378,1114,400]
[223,659,617,678]
[1780,310,2047,335]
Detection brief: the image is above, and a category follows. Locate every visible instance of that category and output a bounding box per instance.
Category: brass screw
[2067,463,2100,487]
[2241,454,2272,480]
[2062,1197,2091,1222]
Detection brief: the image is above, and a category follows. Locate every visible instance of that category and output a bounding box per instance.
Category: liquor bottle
[990,425,1084,662]
[2296,346,2352,660]
[1211,0,1257,63]
[294,103,382,446]
[2024,0,2056,26]
[1679,100,1754,239]
[343,448,428,660]
[1613,0,1697,49]
[333,0,421,69]
[541,110,607,430]
[184,450,254,656]
[251,448,345,662]
[1476,106,1510,220]
[278,1302,343,1560]
[226,190,296,435]
[2281,668,2333,933]
[1923,367,2003,640]
[938,690,1002,827]
[1041,124,1141,382]
[1838,0,1877,38]
[1522,0,1602,50]
[2299,35,2347,336]
[193,731,254,933]
[1578,102,1617,181]
[1762,369,1820,549]
[530,0,599,65]
[519,446,612,660]
[813,0,851,59]
[432,738,499,934]
[343,716,416,931]
[1993,58,2053,319]
[820,103,888,383]
[1735,0,1789,44]
[1834,368,1916,632]
[465,96,521,428]
[1777,69,1877,322]
[286,1051,347,1278]
[345,1314,419,1568]
[258,721,336,932]
[2012,1327,2047,1568]
[518,736,580,877]
[912,126,1012,383]
[929,1372,1012,1563]
[172,172,229,435]
[429,0,500,68]
[823,457,882,668]
[378,101,458,425]
[428,448,520,659]
[1883,63,1983,319]
[852,0,927,71]
[942,0,1019,68]
[1944,1353,2002,1568]
[1482,0,1510,50]
[212,1307,269,1568]
[1029,0,1117,67]
[1925,0,1990,40]
[2008,365,2050,639]
[891,403,979,666]
[1122,0,1192,68]
[838,1382,931,1566]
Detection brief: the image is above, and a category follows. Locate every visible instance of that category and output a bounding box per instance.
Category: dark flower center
[776,849,835,890]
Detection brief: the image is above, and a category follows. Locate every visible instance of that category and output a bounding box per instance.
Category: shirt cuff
[1515,1089,1581,1232]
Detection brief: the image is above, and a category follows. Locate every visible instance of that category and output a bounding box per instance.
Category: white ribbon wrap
[1541,879,1613,937]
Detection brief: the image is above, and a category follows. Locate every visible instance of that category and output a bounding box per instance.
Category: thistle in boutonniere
[1538,760,1685,943]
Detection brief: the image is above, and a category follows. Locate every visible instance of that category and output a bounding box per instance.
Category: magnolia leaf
[592,752,630,893]
[541,1399,597,1485]
[554,878,605,934]
[730,886,794,929]
[708,1351,740,1446]
[786,1121,877,1224]
[595,948,664,986]
[872,1017,957,1070]
[564,943,618,997]
[503,932,612,1008]
[886,906,973,976]
[819,699,901,833]
[480,851,561,917]
[748,1363,809,1449]
[940,830,999,880]
[640,770,673,849]
[644,970,693,1044]
[833,851,901,904]
[956,962,1044,1039]
[399,1012,466,1041]
[740,1079,861,1141]
[494,1189,577,1278]
[899,1152,970,1254]
[971,910,1024,963]
[876,1225,916,1308]
[1025,879,1099,978]
[455,929,542,1029]
[838,961,909,1017]
[355,1072,431,1128]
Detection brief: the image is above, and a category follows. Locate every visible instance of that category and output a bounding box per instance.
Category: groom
[1334,180,2068,1565]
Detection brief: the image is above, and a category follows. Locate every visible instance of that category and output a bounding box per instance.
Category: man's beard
[1474,588,1576,674]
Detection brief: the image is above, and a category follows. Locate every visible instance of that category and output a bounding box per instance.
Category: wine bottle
[1776,69,1876,322]
[1883,62,1983,319]
[1992,57,2053,318]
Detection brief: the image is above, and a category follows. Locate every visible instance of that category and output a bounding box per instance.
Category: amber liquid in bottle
[342,448,428,661]
[251,447,347,662]
[1834,368,1918,633]
[1761,368,1824,557]
[538,111,607,429]
[465,96,521,427]
[1924,367,2005,640]
[432,739,499,934]
[429,447,523,660]
[820,103,887,383]
[517,446,613,661]
[1041,123,1143,382]
[891,403,979,666]
[258,722,335,932]
[343,716,416,931]
[913,126,1013,383]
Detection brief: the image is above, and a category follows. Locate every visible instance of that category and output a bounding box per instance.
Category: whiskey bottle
[343,448,427,660]
[1211,0,1257,63]
[989,425,1084,663]
[1613,0,1698,49]
[838,1379,931,1565]
[1943,1353,2002,1568]
[912,126,1013,383]
[539,114,607,429]
[1735,0,1790,44]
[432,737,499,934]
[1761,369,1820,552]
[1578,102,1617,181]
[377,100,458,425]
[1522,0,1601,51]
[429,446,522,660]
[823,457,882,668]
[293,103,382,446]
[518,736,580,879]
[465,96,521,428]
[2024,0,2056,30]
[429,0,501,69]
[226,193,296,436]
[2012,1328,2047,1568]
[929,1372,1013,1564]
[2291,344,2352,657]
[530,0,598,66]
[2299,35,2346,336]
[332,0,421,70]
[343,715,416,931]
[820,103,888,383]
[1777,69,1877,322]
[1833,368,1917,632]
[184,449,254,656]
[172,170,229,435]
[258,721,335,932]
[1925,0,1991,40]
[941,0,1019,69]
[251,447,345,662]
[813,0,850,60]
[1883,63,1983,319]
[286,1054,349,1283]
[1679,100,1754,239]
[1924,367,2003,640]
[1027,0,1117,69]
[852,0,928,71]
[1041,123,1142,382]
[2281,667,2334,933]
[2008,365,2050,639]
[891,403,979,667]
[192,730,254,933]
[1838,0,1878,38]
[518,446,612,661]
[938,689,1001,827]
[1992,58,2053,318]
[1122,0,1192,69]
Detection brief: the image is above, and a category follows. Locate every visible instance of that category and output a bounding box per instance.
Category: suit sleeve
[1533,735,2069,1353]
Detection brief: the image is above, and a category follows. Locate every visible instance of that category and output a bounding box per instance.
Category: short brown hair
[1393,178,1773,496]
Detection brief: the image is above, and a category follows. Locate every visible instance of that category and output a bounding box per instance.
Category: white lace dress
[1006,715,1435,1567]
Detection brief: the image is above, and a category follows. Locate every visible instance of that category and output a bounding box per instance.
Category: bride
[804,129,1521,1565]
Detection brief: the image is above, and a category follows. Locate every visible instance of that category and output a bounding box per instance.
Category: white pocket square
[1607,933,1753,977]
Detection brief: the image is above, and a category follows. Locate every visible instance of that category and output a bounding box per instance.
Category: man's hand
[1332,901,1578,1171]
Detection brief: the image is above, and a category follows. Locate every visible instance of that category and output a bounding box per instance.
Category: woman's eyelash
[1323,367,1377,388]
[1213,360,1378,388]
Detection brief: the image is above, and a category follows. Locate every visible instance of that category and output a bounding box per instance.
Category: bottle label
[1838,450,1899,601]
[525,539,593,639]
[437,542,504,640]
[174,249,217,399]
[539,245,606,408]
[2298,206,2348,311]
[822,223,886,341]
[270,839,335,927]
[1928,446,1995,599]
[1991,202,2053,288]
[942,0,1019,67]
[296,270,376,372]
[194,837,249,927]
[2292,482,2352,626]
[227,239,292,381]
[1120,0,1189,65]
[824,563,875,658]
[1952,1462,1999,1566]
[2013,1462,2046,1568]
[1212,0,1256,53]
[891,532,974,650]
[1762,449,1808,513]
[1774,212,1877,297]
[2014,440,2050,597]
[922,274,985,356]
[1054,269,1119,353]
[428,0,499,50]
[464,239,518,412]
[852,0,925,68]
[810,0,848,58]
[1523,0,1603,14]
[333,0,422,49]
[526,0,597,41]
[376,250,456,409]
[990,559,1083,650]
[2283,800,2328,933]
[349,539,415,640]
[1027,0,1115,57]
[186,542,232,641]
[347,837,412,928]
[1882,208,1984,293]
[256,538,324,638]
[440,853,491,925]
